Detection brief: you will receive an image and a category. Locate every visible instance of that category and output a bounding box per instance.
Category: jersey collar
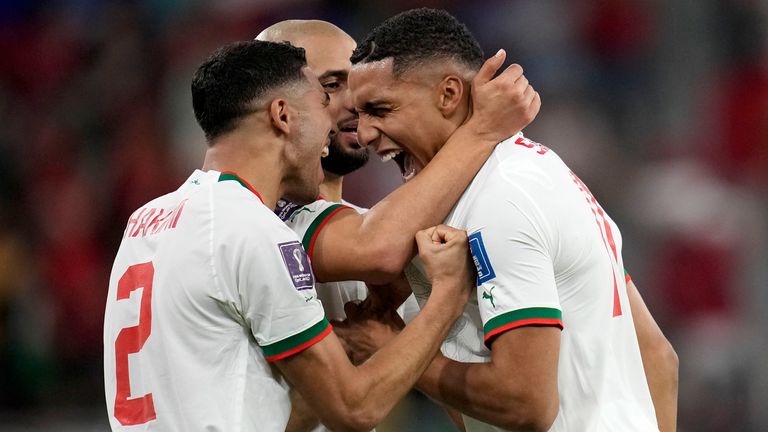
[218,171,264,203]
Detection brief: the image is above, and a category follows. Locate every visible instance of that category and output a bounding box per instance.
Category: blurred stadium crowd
[0,0,766,431]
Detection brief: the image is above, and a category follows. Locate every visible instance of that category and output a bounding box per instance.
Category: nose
[356,117,380,150]
[340,87,355,114]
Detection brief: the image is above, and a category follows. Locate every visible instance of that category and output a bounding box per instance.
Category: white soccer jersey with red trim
[406,134,657,431]
[104,170,329,431]
[277,198,420,323]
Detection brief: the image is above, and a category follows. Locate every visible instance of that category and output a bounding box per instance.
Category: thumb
[473,49,506,86]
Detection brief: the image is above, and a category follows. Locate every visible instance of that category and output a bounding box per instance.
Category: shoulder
[275,198,350,222]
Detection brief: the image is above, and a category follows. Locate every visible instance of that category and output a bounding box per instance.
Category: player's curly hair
[351,8,483,76]
[191,40,307,142]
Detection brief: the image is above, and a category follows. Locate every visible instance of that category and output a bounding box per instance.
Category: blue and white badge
[278,241,314,290]
[468,231,496,285]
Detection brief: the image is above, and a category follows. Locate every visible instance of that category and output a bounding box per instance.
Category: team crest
[278,241,314,290]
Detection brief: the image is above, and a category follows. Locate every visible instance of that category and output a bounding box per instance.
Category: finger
[522,83,535,102]
[433,224,467,245]
[473,49,506,86]
[527,91,541,118]
[431,226,443,244]
[512,75,529,94]
[498,63,524,82]
[415,227,436,252]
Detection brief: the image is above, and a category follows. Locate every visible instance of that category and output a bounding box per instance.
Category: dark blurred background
[0,0,766,431]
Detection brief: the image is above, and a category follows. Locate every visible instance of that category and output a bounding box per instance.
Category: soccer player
[256,20,419,324]
[343,8,678,432]
[103,40,479,432]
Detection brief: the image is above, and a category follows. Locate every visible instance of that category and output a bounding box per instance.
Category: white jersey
[277,198,419,432]
[406,134,657,432]
[104,170,330,431]
[276,198,419,322]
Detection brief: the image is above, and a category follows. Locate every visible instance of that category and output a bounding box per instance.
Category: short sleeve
[218,206,331,362]
[467,194,564,349]
[275,199,353,259]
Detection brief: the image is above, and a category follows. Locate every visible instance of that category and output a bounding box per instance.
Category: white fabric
[104,170,327,431]
[279,197,419,432]
[279,198,420,322]
[407,134,658,431]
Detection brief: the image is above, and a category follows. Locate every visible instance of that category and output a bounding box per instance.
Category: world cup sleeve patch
[278,241,315,290]
[274,199,302,222]
[468,231,496,285]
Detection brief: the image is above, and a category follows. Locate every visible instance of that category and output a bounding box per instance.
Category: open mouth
[380,149,417,181]
[338,119,359,148]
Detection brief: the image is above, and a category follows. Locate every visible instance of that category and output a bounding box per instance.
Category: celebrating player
[103,40,479,432]
[342,8,678,432]
[256,20,420,326]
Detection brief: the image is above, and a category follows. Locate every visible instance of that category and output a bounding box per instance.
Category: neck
[202,133,284,209]
[319,171,343,202]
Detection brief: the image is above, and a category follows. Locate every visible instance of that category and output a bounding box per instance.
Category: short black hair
[351,8,483,76]
[191,40,308,142]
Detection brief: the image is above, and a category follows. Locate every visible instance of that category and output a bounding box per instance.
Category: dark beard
[321,140,370,176]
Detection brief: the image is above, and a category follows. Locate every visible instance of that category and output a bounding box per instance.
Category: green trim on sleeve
[301,203,349,252]
[262,318,331,361]
[483,307,563,348]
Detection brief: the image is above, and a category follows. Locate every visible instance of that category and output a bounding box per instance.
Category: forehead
[300,67,325,93]
[296,34,356,74]
[349,59,404,104]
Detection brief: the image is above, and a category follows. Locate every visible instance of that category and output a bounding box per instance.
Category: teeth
[403,169,416,181]
[380,150,401,162]
[321,146,329,158]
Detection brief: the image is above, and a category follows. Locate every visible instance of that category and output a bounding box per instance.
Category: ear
[269,98,293,135]
[436,75,465,117]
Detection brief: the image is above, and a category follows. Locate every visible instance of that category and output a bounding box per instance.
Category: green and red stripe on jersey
[262,318,332,362]
[218,171,264,203]
[483,307,563,348]
[301,203,352,258]
[624,268,632,284]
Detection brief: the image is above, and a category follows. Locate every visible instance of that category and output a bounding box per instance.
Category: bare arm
[286,388,320,432]
[627,278,679,432]
[416,327,561,432]
[311,52,540,284]
[277,226,475,432]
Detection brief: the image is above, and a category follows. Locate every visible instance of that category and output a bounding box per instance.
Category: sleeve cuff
[483,307,563,348]
[301,204,353,259]
[262,318,332,362]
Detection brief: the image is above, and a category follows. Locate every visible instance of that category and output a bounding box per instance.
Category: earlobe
[438,75,464,117]
[270,99,292,135]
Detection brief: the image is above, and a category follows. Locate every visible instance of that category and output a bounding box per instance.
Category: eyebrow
[318,70,348,80]
[361,100,390,111]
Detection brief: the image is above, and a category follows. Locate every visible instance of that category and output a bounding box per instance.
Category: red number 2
[114,262,157,425]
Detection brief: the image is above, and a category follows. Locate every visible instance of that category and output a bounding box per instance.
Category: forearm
[627,280,678,432]
[286,388,320,432]
[345,294,462,424]
[640,346,678,432]
[416,327,560,431]
[417,353,517,427]
[354,127,498,280]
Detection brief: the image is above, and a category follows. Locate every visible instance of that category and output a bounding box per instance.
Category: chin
[282,187,318,206]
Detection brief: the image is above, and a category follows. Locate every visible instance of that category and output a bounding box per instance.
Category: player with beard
[257,21,419,329]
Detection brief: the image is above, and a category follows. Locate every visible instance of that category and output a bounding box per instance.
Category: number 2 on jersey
[114,262,157,425]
